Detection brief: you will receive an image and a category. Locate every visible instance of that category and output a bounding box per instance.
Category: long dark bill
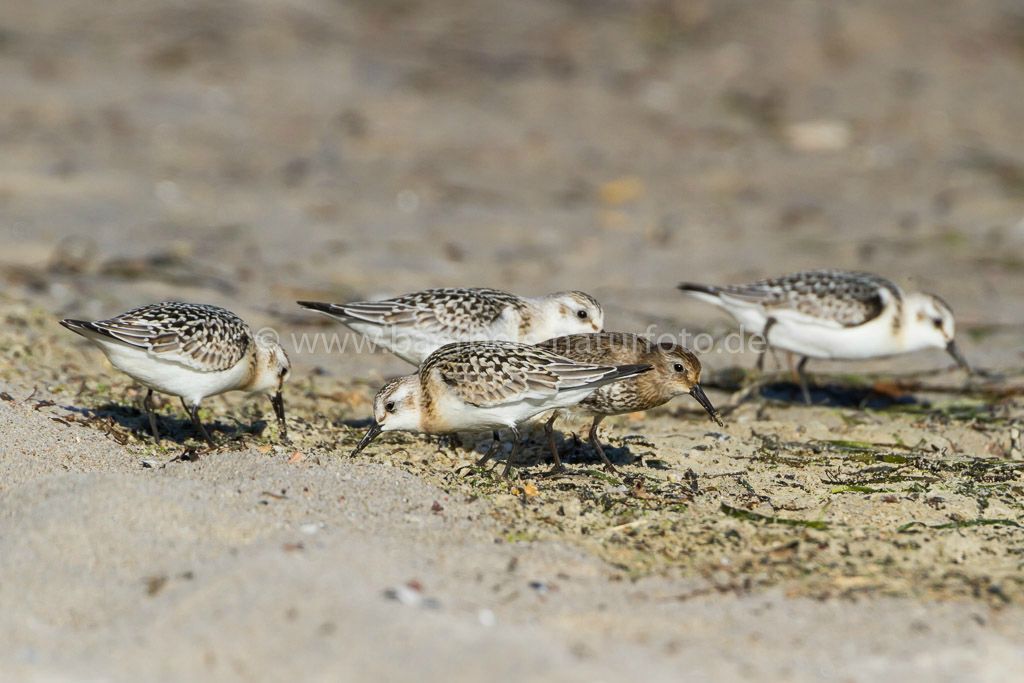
[270,391,288,440]
[690,384,724,427]
[946,340,971,373]
[351,421,383,456]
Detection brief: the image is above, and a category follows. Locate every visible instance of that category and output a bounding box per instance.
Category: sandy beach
[1,0,1024,680]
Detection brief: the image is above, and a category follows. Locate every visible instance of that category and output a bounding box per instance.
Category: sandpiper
[537,332,722,472]
[350,340,651,477]
[679,269,971,402]
[61,302,290,445]
[297,287,604,364]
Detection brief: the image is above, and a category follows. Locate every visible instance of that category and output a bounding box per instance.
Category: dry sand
[2,389,1023,683]
[1,0,1024,680]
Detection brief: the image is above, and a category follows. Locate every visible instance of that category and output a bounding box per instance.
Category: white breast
[343,322,436,364]
[765,313,903,360]
[346,310,523,365]
[433,385,602,432]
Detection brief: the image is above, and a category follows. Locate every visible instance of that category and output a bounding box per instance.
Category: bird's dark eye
[673,363,685,373]
[932,318,943,328]
[385,401,395,412]
[576,310,588,320]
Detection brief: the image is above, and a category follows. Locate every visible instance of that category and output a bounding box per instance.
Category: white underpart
[93,339,250,406]
[428,385,609,432]
[685,291,771,334]
[687,288,949,361]
[762,308,903,360]
[344,308,522,365]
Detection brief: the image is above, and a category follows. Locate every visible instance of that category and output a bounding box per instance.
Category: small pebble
[384,585,422,607]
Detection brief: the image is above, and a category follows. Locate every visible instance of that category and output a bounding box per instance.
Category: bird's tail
[296,300,359,323]
[296,300,340,315]
[59,318,107,341]
[677,282,727,307]
[297,300,417,326]
[677,282,721,296]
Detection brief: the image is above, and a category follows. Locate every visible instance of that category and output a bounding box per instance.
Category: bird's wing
[84,302,252,371]
[301,288,521,337]
[714,270,897,328]
[396,288,521,336]
[424,341,646,408]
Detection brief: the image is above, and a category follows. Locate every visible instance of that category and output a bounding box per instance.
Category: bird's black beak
[946,340,971,373]
[351,421,383,456]
[689,384,724,427]
[270,391,288,441]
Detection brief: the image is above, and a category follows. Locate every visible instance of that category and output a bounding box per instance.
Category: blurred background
[2,0,1023,378]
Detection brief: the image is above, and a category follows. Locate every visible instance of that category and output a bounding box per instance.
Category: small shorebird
[61,302,291,446]
[297,287,604,364]
[350,340,651,477]
[679,270,971,403]
[537,332,723,472]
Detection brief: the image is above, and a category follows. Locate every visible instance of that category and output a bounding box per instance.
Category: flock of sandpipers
[61,269,970,477]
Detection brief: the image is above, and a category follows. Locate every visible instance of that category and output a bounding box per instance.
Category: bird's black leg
[500,426,521,479]
[181,398,216,447]
[436,433,462,451]
[143,389,160,442]
[475,430,501,466]
[756,318,777,372]
[588,416,618,474]
[269,391,288,442]
[544,413,565,474]
[796,356,812,405]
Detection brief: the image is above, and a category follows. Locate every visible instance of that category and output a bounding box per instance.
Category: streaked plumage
[685,270,901,327]
[350,341,651,477]
[536,333,722,471]
[61,302,290,445]
[297,288,603,364]
[679,270,969,402]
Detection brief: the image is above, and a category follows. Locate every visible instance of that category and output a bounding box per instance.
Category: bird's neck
[515,298,549,342]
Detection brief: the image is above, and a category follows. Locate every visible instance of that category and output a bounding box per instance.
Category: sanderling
[350,340,651,477]
[679,269,971,403]
[61,302,290,446]
[297,287,604,364]
[537,332,723,472]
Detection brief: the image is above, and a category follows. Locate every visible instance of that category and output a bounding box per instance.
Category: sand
[2,396,1023,683]
[1,0,1024,680]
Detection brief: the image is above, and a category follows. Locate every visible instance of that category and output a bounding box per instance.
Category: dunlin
[537,332,722,472]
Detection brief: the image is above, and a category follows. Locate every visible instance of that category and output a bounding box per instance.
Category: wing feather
[300,288,523,337]
[695,270,897,327]
[86,302,252,372]
[424,341,649,408]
